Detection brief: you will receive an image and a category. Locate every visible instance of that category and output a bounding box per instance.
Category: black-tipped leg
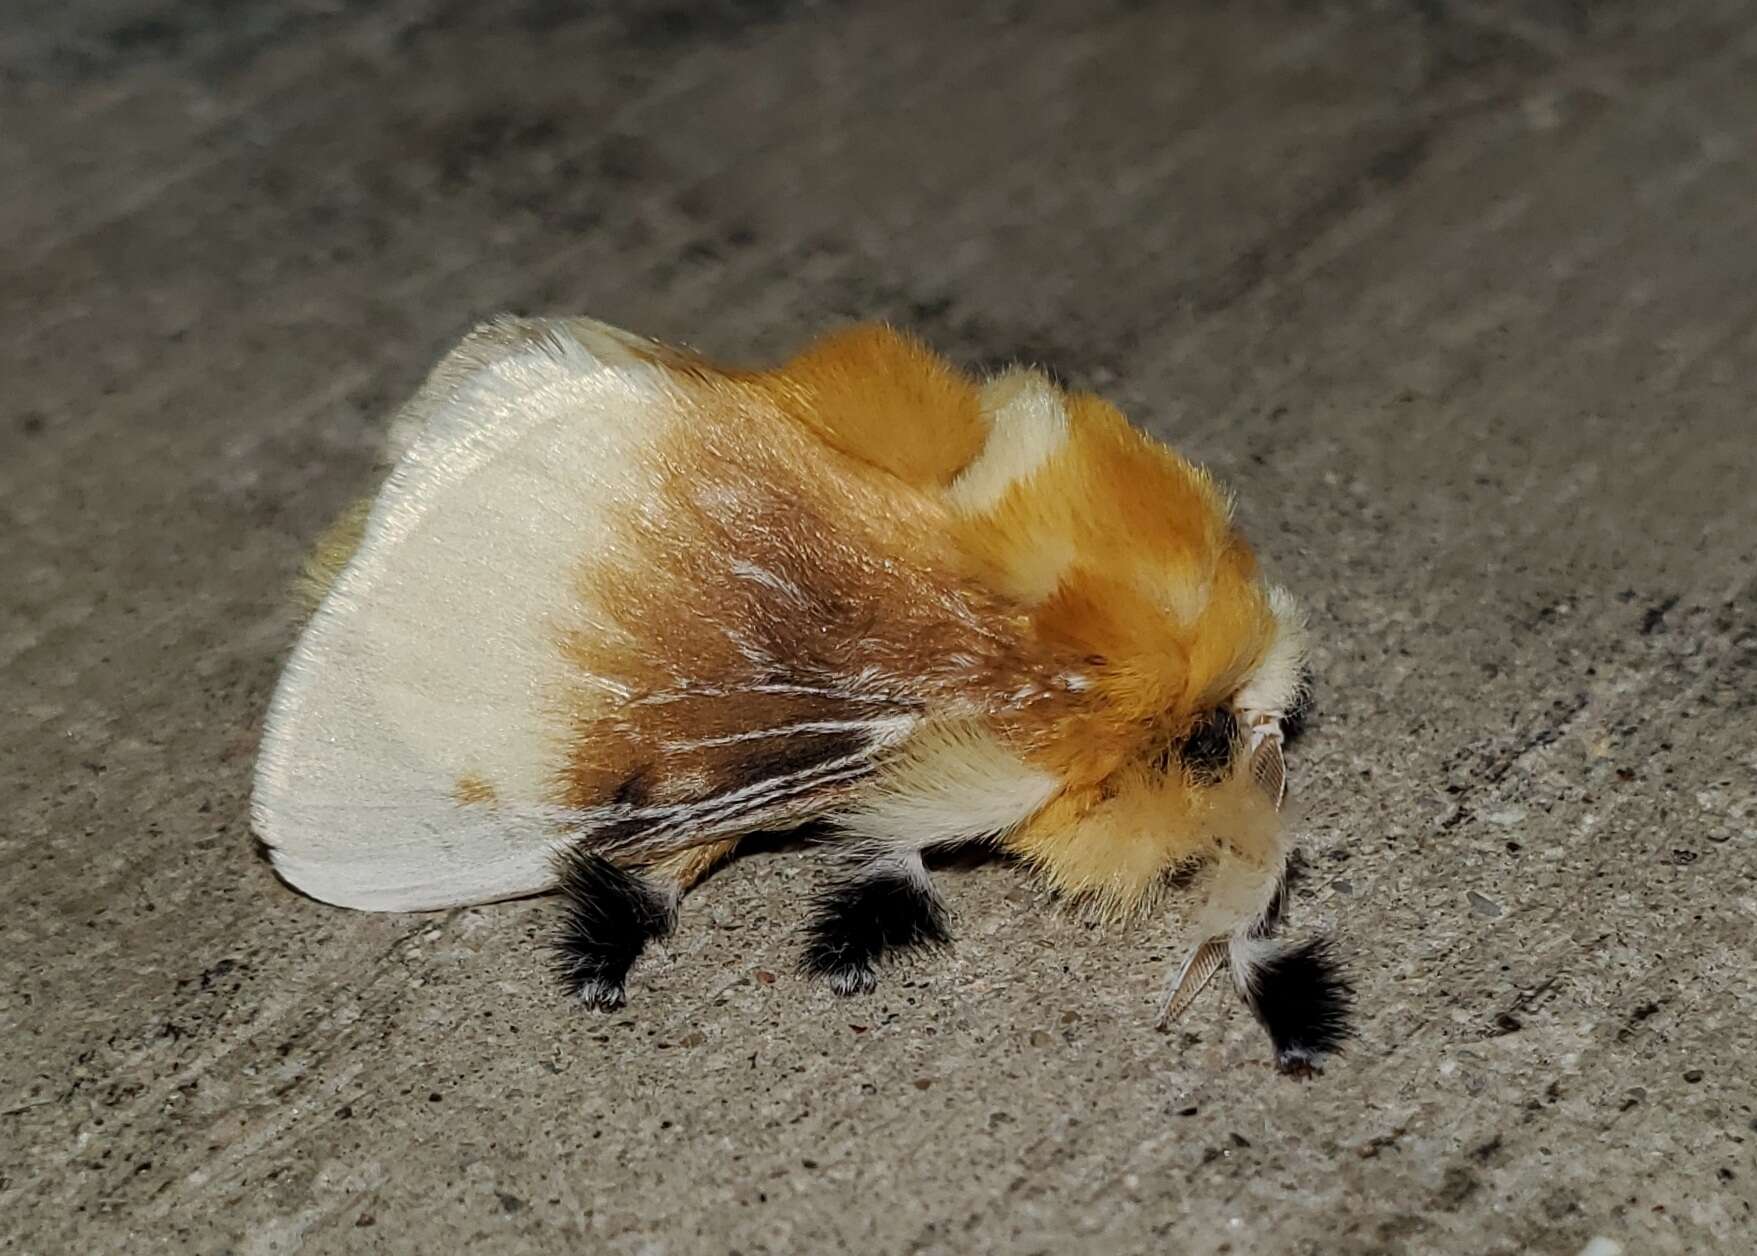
[553,848,675,1010]
[800,855,951,996]
[1235,936,1354,1077]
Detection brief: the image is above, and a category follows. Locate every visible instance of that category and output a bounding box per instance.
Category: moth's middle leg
[800,850,951,996]
[554,837,738,1010]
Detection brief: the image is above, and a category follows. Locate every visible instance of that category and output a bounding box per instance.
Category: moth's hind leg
[800,851,951,996]
[553,838,738,1010]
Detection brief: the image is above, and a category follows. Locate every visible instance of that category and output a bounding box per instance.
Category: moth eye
[1178,706,1239,783]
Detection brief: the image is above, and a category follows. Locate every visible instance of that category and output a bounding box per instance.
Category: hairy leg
[1231,935,1354,1077]
[553,837,739,1009]
[800,851,951,996]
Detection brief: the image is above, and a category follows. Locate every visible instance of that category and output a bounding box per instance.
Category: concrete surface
[3,1,1755,1252]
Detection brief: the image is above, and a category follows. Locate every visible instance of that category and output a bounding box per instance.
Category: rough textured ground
[4,2,1755,1252]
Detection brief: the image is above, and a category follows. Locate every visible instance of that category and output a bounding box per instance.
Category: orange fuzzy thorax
[556,322,1290,918]
[734,326,1287,918]
[949,388,1277,779]
[941,382,1282,918]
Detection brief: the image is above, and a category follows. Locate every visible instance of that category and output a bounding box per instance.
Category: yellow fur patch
[1003,760,1282,923]
[546,332,1285,906]
[324,319,1295,927]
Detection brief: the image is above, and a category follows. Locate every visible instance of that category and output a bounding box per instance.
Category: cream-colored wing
[381,316,705,462]
[254,320,686,911]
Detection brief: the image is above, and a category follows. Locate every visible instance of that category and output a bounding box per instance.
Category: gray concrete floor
[4,1,1755,1252]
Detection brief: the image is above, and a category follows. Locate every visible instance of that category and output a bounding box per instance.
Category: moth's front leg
[800,851,951,996]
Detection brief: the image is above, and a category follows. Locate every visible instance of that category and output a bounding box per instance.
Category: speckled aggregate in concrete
[3,2,1755,1252]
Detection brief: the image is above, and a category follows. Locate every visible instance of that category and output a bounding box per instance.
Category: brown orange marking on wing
[452,774,498,805]
[548,358,1074,833]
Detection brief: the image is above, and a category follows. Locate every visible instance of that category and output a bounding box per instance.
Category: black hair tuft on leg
[800,865,951,996]
[1236,935,1354,1076]
[552,847,675,1010]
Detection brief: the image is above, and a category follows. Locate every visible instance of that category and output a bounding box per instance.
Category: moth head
[1051,591,1308,920]
[933,360,1313,828]
[1151,584,1310,799]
